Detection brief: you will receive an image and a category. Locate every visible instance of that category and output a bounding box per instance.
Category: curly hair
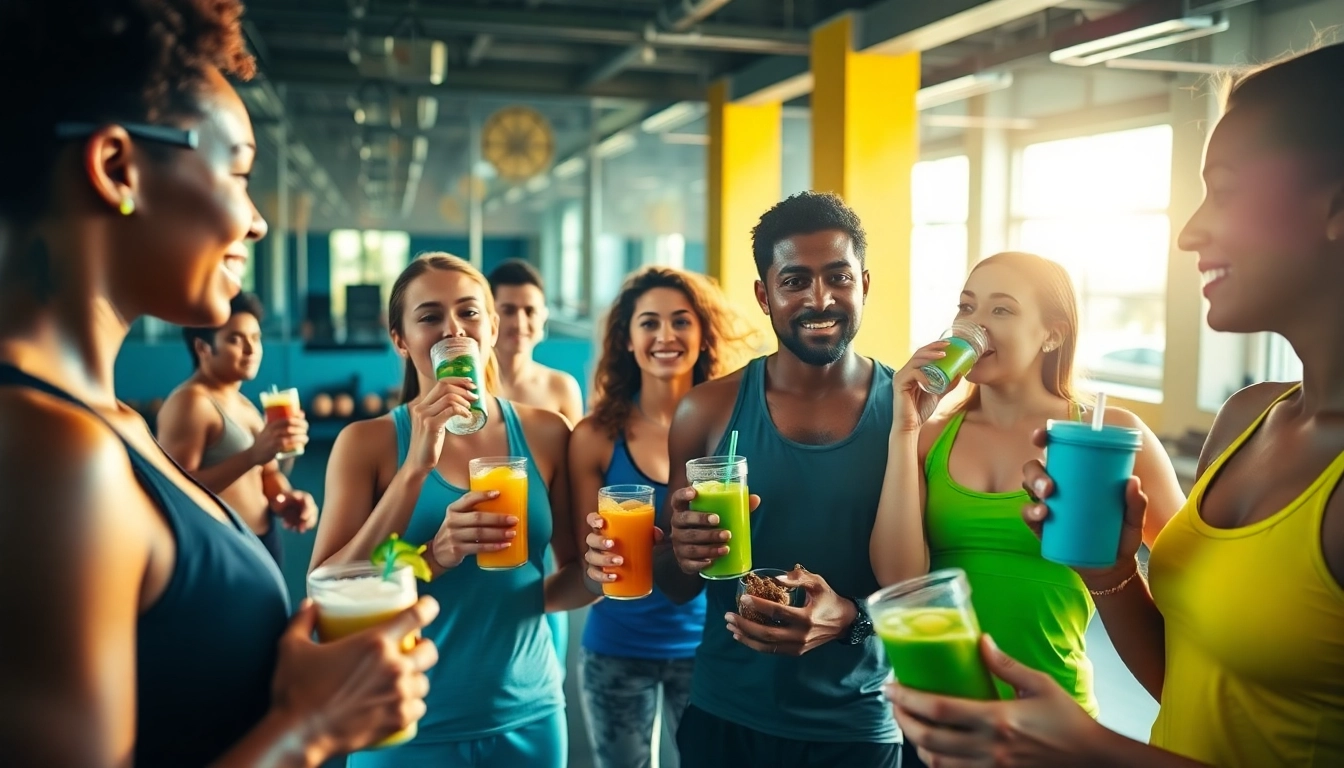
[750,191,867,279]
[0,0,255,222]
[589,267,756,439]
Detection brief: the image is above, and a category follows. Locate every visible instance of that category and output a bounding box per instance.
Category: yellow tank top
[1148,385,1344,767]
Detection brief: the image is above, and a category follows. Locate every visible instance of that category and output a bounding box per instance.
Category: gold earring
[119,196,135,216]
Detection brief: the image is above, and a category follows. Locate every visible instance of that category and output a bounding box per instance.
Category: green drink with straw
[687,446,751,580]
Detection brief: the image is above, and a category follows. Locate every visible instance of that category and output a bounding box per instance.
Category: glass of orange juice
[259,387,304,459]
[598,484,655,600]
[469,456,529,570]
[307,561,422,748]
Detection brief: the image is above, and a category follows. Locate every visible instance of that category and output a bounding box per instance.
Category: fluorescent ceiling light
[1103,57,1237,74]
[641,102,705,134]
[553,156,586,179]
[430,41,447,85]
[1050,16,1228,67]
[916,72,1013,111]
[504,187,524,204]
[412,136,428,163]
[662,132,709,145]
[525,175,551,193]
[595,132,636,159]
[417,96,438,130]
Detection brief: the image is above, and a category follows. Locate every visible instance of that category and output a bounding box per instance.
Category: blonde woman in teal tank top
[870,252,1186,713]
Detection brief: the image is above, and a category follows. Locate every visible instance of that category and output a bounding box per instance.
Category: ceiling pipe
[578,0,735,90]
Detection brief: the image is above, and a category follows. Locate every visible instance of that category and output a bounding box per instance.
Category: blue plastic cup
[1040,421,1143,568]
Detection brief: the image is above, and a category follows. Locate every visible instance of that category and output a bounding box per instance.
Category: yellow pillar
[706,79,780,354]
[811,13,919,366]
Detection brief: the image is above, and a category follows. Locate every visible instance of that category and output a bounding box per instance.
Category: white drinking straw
[1092,391,1107,431]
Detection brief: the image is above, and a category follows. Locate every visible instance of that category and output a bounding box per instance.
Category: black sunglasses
[54,121,199,150]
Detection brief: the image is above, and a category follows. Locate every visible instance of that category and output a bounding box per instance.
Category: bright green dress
[924,409,1098,715]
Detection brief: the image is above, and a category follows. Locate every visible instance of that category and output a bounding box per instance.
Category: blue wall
[115,337,595,409]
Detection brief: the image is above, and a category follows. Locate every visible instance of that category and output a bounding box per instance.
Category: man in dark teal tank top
[654,193,908,768]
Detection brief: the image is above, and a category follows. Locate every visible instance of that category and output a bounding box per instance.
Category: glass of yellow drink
[469,456,529,570]
[307,561,422,747]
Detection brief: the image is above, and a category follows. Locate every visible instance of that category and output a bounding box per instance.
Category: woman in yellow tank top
[885,42,1344,768]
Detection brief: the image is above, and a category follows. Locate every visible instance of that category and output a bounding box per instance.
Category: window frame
[1006,113,1175,402]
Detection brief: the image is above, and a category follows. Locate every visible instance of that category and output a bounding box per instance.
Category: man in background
[488,259,584,425]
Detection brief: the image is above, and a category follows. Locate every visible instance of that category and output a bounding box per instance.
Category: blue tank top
[582,436,706,659]
[0,364,290,767]
[689,356,900,743]
[386,399,563,743]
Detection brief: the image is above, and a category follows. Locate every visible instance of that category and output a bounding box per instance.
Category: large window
[910,155,971,352]
[329,229,410,342]
[558,202,584,316]
[1011,124,1173,398]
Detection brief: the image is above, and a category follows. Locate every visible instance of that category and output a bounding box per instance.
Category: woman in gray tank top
[157,292,317,565]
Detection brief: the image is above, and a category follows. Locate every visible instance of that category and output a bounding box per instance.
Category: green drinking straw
[724,430,739,483]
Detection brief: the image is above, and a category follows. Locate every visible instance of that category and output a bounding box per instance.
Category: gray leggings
[579,649,695,768]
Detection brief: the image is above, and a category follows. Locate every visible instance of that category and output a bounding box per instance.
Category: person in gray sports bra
[157,292,316,565]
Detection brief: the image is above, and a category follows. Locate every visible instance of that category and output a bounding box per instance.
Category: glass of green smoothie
[867,568,998,700]
[917,320,989,395]
[686,455,751,580]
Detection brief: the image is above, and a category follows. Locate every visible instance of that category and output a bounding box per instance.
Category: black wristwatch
[837,596,874,645]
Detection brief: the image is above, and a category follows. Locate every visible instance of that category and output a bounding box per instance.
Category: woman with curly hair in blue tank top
[577,266,755,768]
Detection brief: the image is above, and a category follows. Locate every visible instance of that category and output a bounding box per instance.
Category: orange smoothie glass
[259,387,303,459]
[469,456,529,570]
[307,561,421,748]
[598,484,655,600]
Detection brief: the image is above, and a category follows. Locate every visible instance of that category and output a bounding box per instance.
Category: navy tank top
[582,435,706,659]
[688,356,900,743]
[0,364,290,767]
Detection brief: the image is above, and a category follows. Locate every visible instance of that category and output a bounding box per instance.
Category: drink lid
[1046,420,1143,449]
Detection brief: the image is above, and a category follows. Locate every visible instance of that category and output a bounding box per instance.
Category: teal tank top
[382,399,562,744]
[689,356,900,743]
[924,409,1098,714]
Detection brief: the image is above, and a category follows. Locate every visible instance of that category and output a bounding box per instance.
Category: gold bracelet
[1088,568,1141,597]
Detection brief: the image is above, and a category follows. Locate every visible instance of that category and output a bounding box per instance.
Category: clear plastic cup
[598,484,656,600]
[469,456,528,570]
[431,337,487,435]
[917,321,989,395]
[736,568,804,626]
[867,568,998,700]
[686,456,751,580]
[307,562,421,747]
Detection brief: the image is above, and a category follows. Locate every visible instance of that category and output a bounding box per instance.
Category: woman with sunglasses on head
[310,253,591,768]
[889,43,1344,768]
[0,2,438,766]
[577,267,753,768]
